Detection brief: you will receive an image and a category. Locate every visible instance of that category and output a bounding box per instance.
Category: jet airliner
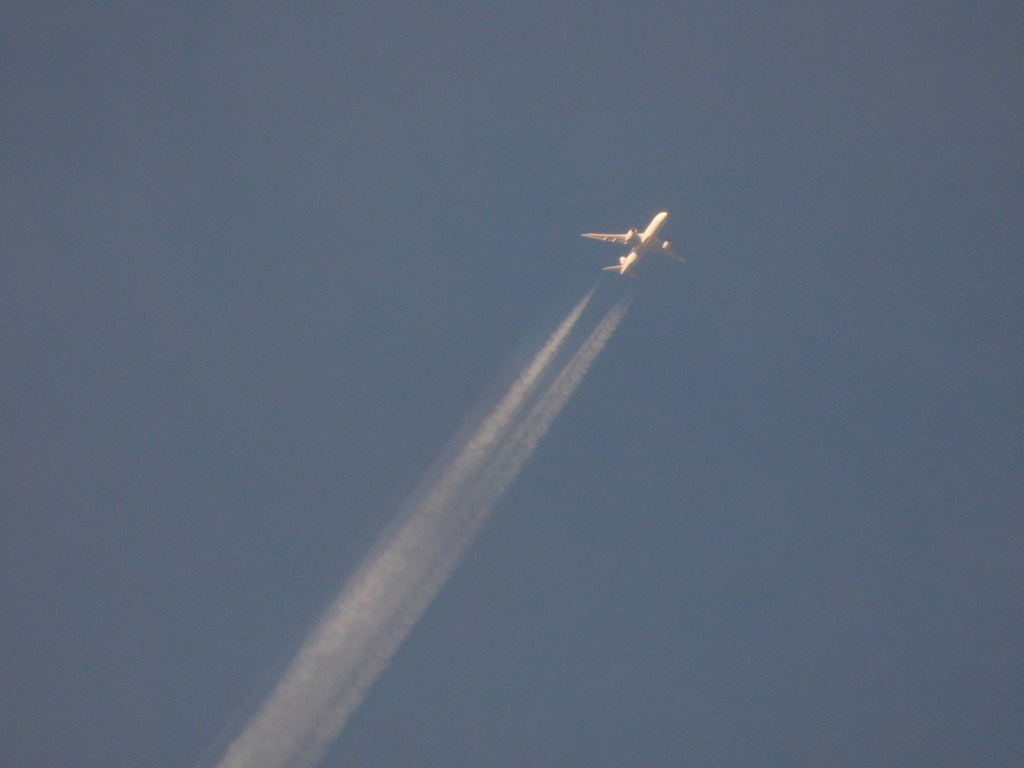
[582,211,684,275]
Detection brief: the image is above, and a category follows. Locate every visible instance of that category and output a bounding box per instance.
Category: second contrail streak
[209,288,629,768]
[432,293,634,592]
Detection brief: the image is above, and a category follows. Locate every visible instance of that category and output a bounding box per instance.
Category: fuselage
[619,211,668,274]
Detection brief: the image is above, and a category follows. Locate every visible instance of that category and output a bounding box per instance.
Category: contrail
[428,293,634,593]
[208,287,628,768]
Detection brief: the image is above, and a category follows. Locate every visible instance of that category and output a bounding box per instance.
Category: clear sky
[3,3,1022,767]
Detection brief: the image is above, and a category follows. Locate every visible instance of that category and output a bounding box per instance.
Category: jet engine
[625,228,639,246]
[662,239,672,250]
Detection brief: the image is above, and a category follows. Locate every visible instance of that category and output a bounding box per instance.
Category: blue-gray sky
[3,3,1022,766]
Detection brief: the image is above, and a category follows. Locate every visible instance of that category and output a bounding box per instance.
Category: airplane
[582,211,684,276]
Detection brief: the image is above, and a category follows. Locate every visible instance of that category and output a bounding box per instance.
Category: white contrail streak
[429,293,633,589]
[209,287,627,768]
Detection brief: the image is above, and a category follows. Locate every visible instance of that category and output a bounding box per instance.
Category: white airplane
[582,211,684,276]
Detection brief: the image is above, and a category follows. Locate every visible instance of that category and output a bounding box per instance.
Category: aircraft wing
[650,237,686,263]
[581,232,631,244]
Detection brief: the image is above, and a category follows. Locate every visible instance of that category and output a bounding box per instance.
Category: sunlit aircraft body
[582,211,684,275]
